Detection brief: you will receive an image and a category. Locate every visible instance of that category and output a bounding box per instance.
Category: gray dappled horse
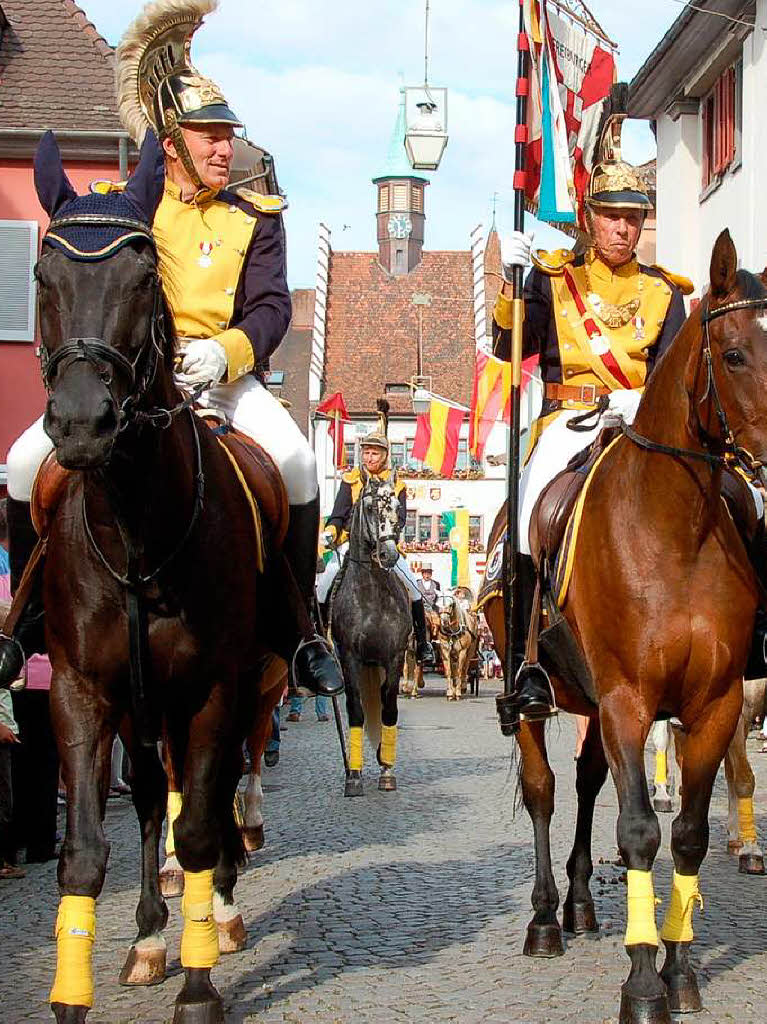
[330,474,411,796]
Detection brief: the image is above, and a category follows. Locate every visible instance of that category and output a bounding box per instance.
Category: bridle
[39,215,207,432]
[439,597,465,639]
[349,478,399,570]
[622,293,767,487]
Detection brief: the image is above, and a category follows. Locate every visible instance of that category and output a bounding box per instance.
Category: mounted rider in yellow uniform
[492,115,692,730]
[0,0,342,698]
[318,421,435,666]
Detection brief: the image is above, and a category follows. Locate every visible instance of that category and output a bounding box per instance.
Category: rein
[620,294,767,486]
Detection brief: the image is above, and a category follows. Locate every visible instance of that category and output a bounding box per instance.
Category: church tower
[372,90,429,276]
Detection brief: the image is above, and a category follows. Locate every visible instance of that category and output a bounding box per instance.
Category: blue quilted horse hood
[34,130,165,261]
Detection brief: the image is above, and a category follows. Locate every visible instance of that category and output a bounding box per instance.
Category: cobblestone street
[2,680,767,1023]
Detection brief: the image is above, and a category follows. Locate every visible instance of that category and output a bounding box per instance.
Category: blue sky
[86,0,680,286]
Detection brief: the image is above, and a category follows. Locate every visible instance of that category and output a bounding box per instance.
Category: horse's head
[438,594,459,632]
[34,131,166,469]
[355,474,400,569]
[692,229,767,479]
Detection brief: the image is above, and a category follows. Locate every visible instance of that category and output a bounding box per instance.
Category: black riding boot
[282,493,344,697]
[411,599,435,666]
[0,498,46,688]
[496,553,556,734]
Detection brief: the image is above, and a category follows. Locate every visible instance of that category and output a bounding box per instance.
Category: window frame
[700,59,740,199]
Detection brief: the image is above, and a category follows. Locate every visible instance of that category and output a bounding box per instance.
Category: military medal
[633,315,645,341]
[198,241,214,268]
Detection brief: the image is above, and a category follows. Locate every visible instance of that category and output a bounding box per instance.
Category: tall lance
[498,0,531,735]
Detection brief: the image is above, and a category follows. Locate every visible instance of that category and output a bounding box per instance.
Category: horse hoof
[52,1004,89,1024]
[378,773,397,792]
[217,914,247,953]
[618,989,672,1024]
[242,824,265,853]
[727,839,743,855]
[344,776,364,798]
[739,853,765,875]
[662,969,702,1014]
[173,999,224,1024]
[522,921,564,958]
[562,899,598,935]
[653,797,673,814]
[160,867,185,898]
[119,943,167,986]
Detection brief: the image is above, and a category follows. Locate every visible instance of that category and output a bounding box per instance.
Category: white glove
[606,389,642,423]
[177,338,227,386]
[500,231,534,281]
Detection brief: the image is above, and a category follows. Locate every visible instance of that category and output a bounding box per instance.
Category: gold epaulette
[531,248,576,275]
[342,469,360,485]
[233,188,287,214]
[89,180,127,195]
[650,264,694,296]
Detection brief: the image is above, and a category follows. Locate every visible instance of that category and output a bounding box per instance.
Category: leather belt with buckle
[545,382,610,405]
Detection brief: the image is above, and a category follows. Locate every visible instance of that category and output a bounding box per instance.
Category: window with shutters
[0,221,38,342]
[701,61,741,193]
[377,184,389,213]
[411,185,424,213]
[392,182,408,209]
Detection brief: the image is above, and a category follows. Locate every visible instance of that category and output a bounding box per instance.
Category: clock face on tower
[387,213,412,239]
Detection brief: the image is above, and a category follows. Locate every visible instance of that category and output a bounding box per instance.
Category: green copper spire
[372,89,429,184]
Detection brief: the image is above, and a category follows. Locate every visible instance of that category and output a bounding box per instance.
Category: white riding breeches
[5,376,319,507]
[518,391,643,557]
[6,416,53,501]
[316,545,420,603]
[197,375,318,506]
[519,389,764,555]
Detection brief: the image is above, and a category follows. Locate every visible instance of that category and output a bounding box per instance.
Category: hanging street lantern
[404,85,448,171]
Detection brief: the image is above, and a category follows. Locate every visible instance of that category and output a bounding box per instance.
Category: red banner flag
[469,350,539,461]
[316,391,350,469]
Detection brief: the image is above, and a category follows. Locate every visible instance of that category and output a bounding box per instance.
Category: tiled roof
[323,251,476,417]
[483,228,502,331]
[0,0,121,132]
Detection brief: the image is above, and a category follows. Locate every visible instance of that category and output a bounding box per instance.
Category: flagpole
[333,409,340,494]
[499,0,531,736]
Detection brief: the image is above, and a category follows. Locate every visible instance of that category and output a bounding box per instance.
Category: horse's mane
[159,291,178,373]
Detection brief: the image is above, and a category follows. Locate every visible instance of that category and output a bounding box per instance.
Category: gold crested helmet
[116,0,242,187]
[586,112,652,214]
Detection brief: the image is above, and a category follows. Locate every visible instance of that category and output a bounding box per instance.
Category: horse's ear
[760,266,767,287]
[123,130,165,225]
[34,131,77,217]
[709,228,738,300]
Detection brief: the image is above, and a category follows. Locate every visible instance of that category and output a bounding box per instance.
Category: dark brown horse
[32,133,298,1024]
[485,230,767,1024]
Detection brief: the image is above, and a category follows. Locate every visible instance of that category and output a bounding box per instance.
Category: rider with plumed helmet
[493,104,693,730]
[0,0,342,698]
[318,404,435,666]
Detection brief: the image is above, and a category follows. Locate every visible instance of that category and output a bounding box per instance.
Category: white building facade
[629,0,767,294]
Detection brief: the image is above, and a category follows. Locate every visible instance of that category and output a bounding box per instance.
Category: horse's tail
[360,665,384,751]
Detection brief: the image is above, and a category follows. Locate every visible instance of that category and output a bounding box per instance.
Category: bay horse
[437,594,478,700]
[31,133,298,1024]
[330,474,411,796]
[400,607,439,697]
[485,230,767,1023]
[650,673,766,874]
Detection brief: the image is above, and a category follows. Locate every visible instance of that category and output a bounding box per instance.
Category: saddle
[30,418,289,549]
[526,426,763,706]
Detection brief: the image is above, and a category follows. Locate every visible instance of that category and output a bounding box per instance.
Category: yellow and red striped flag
[469,349,538,461]
[412,397,465,477]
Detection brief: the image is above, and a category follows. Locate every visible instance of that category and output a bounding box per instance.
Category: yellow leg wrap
[349,727,364,772]
[654,750,667,787]
[49,896,96,1007]
[380,725,397,767]
[625,869,659,947]
[738,796,758,844]
[180,869,219,968]
[165,790,182,858]
[660,871,703,943]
